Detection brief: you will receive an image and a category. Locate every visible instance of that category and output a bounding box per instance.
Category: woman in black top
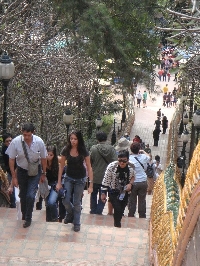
[56,130,93,232]
[46,145,59,222]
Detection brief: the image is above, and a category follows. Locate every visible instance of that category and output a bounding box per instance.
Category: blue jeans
[90,183,105,214]
[17,166,41,221]
[46,185,58,221]
[63,176,86,226]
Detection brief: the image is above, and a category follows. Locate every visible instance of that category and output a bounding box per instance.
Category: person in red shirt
[158,69,163,81]
[133,135,141,143]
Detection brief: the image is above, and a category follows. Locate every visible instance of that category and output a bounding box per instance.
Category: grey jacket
[90,142,117,184]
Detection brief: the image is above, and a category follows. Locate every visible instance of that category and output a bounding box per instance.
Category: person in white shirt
[128,142,150,218]
[136,91,142,108]
[6,122,47,228]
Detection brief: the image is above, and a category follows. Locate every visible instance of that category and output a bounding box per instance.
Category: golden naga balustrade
[0,166,10,206]
[150,110,200,266]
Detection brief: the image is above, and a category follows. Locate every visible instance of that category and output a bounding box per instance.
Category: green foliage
[185,35,193,48]
[101,114,114,135]
[84,114,114,149]
[51,0,160,86]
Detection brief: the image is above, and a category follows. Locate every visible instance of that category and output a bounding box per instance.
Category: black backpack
[146,163,154,178]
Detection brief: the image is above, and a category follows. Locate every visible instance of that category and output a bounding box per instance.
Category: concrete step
[0,192,152,266]
[0,205,150,266]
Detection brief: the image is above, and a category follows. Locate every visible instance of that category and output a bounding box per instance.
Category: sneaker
[74,225,80,232]
[64,213,74,224]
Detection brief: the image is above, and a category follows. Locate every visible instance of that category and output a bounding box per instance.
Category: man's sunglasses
[118,159,128,163]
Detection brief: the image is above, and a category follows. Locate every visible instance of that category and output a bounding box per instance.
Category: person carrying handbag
[6,122,47,228]
[128,142,150,218]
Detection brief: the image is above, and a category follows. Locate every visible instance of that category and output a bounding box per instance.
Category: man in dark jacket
[90,131,117,214]
[153,127,161,146]
[154,117,161,129]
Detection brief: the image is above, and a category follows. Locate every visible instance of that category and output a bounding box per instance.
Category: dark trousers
[17,166,41,221]
[109,192,128,227]
[137,99,141,107]
[58,197,66,221]
[7,173,16,208]
[36,196,43,210]
[154,139,158,146]
[90,183,106,214]
[10,189,16,208]
[128,181,148,218]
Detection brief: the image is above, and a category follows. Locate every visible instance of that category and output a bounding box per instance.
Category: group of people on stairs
[2,120,163,231]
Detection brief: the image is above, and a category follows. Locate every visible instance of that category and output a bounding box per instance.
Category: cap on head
[115,137,131,152]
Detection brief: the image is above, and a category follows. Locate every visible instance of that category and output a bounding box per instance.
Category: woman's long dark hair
[46,145,59,177]
[66,130,87,157]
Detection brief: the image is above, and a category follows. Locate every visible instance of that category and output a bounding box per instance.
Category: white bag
[15,187,22,220]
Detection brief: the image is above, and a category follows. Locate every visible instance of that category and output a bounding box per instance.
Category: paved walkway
[0,77,177,266]
[130,78,177,168]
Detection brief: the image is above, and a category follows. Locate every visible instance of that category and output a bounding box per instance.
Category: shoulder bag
[97,147,109,165]
[134,156,144,169]
[21,138,39,176]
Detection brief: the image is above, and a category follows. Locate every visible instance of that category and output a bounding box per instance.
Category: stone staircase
[0,193,152,266]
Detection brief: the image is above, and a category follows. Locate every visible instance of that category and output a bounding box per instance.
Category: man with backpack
[90,131,117,215]
[128,142,150,218]
[146,155,155,195]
